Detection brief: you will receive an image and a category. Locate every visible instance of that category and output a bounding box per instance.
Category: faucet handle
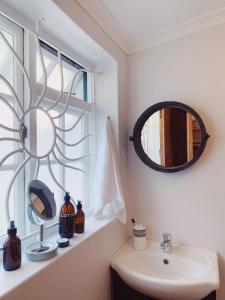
[162,232,172,242]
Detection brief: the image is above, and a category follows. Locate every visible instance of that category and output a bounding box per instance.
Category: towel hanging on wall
[93,117,127,224]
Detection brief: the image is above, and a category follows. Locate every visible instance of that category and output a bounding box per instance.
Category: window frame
[0,14,24,239]
[24,31,92,235]
[38,40,87,100]
[0,15,93,242]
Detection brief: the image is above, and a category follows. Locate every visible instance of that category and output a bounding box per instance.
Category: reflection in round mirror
[20,107,56,159]
[132,102,209,172]
[141,108,202,167]
[28,180,56,221]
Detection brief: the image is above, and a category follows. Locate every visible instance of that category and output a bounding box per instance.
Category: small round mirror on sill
[24,180,58,262]
[130,101,209,173]
[28,179,56,221]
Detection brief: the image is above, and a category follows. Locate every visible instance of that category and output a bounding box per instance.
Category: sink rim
[114,263,218,286]
[111,240,220,300]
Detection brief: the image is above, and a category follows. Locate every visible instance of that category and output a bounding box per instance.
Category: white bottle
[132,224,146,250]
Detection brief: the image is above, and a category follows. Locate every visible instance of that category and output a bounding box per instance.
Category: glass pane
[47,64,61,90]
[0,17,23,238]
[62,63,75,91]
[36,51,51,83]
[75,76,84,99]
[64,111,82,158]
[65,162,83,202]
[47,62,82,96]
[38,163,61,214]
[36,108,55,157]
[63,109,90,205]
[36,45,85,100]
[36,107,58,157]
[0,28,14,95]
[0,170,14,236]
[0,99,17,163]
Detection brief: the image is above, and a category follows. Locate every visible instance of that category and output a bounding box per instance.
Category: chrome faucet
[160,232,172,254]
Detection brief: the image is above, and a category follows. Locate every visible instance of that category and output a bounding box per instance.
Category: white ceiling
[76,0,225,54]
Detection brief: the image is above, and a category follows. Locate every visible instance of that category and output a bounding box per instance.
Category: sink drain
[163,258,169,265]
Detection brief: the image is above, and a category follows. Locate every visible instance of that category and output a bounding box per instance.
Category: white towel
[93,118,127,224]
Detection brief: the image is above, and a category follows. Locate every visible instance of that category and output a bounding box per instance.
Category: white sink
[111,240,219,300]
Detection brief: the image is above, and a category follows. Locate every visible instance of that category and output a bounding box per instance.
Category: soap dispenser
[3,220,21,271]
[59,192,75,238]
[74,201,85,234]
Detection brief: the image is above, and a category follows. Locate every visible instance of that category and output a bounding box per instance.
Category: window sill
[0,216,115,299]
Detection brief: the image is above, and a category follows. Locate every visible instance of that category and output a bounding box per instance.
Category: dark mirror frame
[130,101,210,173]
[28,180,56,221]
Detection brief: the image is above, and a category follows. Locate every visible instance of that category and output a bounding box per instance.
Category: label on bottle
[60,212,75,218]
[59,212,75,238]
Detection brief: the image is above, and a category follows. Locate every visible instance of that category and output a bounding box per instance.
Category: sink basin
[111,240,219,300]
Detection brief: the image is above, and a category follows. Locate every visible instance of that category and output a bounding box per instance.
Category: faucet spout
[160,232,172,254]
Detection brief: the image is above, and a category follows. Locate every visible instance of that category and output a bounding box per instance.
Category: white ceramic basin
[111,240,219,300]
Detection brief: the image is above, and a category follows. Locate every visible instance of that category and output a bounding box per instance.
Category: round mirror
[20,107,56,159]
[25,180,58,262]
[28,180,56,221]
[131,101,209,172]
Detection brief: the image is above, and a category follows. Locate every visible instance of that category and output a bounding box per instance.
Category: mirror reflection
[30,193,48,219]
[141,108,202,167]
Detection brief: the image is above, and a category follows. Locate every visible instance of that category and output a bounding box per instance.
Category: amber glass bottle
[59,192,75,238]
[75,201,85,234]
[3,221,21,271]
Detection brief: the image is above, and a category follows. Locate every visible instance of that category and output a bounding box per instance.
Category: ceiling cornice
[75,0,130,53]
[75,1,225,55]
[128,8,225,54]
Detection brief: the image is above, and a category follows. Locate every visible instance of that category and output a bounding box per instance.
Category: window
[0,15,24,237]
[0,14,93,239]
[36,41,87,101]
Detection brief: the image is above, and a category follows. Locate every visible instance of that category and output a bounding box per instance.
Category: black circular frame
[130,101,209,173]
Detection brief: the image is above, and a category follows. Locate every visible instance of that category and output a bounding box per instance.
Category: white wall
[2,220,126,300]
[128,23,225,299]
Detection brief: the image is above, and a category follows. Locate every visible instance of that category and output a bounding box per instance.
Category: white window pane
[36,109,56,157]
[65,112,82,158]
[0,100,17,163]
[75,77,84,99]
[64,109,91,206]
[67,68,84,99]
[38,163,61,213]
[0,142,15,164]
[0,170,14,236]
[47,64,61,90]
[65,163,83,201]
[0,16,24,238]
[0,99,14,128]
[0,28,13,95]
[47,63,81,93]
[41,105,59,125]
[36,46,85,100]
[62,64,75,92]
[36,52,51,82]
